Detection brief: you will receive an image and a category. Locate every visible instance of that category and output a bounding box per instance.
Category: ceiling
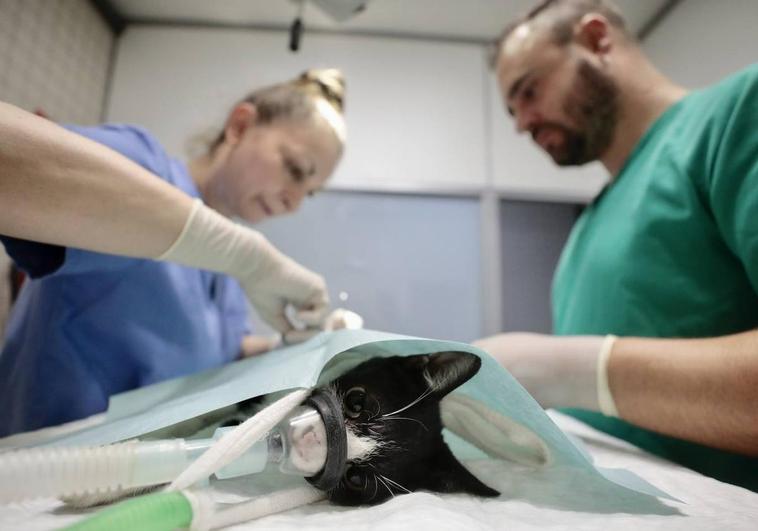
[107,0,673,42]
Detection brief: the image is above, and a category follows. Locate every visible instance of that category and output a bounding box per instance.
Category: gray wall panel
[500,200,579,333]
[250,191,483,343]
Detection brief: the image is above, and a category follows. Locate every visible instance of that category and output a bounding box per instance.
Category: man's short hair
[491,0,633,66]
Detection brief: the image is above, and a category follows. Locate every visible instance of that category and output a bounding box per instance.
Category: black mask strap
[304,388,347,491]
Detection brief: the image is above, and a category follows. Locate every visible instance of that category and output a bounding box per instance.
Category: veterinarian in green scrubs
[476,0,758,491]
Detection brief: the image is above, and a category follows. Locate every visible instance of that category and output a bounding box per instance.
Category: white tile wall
[0,0,115,337]
[0,0,113,122]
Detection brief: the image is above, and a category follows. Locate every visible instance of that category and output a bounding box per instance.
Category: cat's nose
[287,422,328,475]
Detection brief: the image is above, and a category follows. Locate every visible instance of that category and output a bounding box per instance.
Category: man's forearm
[611,329,758,456]
[0,101,190,258]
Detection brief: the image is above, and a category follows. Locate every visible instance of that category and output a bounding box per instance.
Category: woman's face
[208,108,342,223]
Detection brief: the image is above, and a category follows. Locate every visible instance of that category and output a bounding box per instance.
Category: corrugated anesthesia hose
[0,440,187,502]
[57,388,324,530]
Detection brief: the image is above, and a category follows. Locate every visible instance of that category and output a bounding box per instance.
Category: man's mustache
[530,123,573,144]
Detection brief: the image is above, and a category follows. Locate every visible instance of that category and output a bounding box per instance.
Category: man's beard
[542,59,619,166]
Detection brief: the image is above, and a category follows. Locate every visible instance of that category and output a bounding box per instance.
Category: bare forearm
[239,334,279,358]
[610,330,758,455]
[0,102,190,257]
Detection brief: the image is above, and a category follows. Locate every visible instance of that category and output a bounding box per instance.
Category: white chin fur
[346,425,381,461]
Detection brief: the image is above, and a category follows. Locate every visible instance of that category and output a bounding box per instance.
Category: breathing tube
[0,388,347,530]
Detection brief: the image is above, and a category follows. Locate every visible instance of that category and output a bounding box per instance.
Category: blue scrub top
[0,125,251,436]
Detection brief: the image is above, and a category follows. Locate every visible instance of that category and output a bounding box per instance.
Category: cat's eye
[344,465,364,491]
[344,386,366,419]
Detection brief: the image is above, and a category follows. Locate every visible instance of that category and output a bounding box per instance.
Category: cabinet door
[500,200,579,333]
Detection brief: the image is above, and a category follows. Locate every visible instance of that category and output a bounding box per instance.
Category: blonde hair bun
[299,68,345,112]
[207,68,347,154]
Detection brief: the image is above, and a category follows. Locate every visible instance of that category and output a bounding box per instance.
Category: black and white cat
[325,351,500,505]
[65,351,499,507]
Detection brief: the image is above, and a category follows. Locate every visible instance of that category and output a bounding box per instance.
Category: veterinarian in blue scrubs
[0,69,346,436]
[476,0,758,491]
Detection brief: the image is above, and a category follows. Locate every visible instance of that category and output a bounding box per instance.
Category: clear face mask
[269,406,330,476]
[206,405,330,481]
[214,389,347,488]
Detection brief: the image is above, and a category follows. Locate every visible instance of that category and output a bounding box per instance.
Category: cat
[324,350,500,505]
[64,351,499,508]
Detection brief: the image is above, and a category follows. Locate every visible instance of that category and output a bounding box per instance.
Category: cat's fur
[323,351,499,505]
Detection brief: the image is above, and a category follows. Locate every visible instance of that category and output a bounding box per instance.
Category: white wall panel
[643,0,758,88]
[107,26,488,191]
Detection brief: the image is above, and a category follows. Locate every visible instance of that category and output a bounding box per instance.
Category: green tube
[61,491,193,531]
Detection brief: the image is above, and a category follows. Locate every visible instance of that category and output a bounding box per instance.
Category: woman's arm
[0,101,190,257]
[0,102,330,335]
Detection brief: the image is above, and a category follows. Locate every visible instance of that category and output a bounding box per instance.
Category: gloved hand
[283,307,364,344]
[159,199,329,335]
[473,332,618,415]
[240,308,365,356]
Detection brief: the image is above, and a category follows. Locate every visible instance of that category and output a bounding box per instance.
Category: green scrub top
[552,64,758,492]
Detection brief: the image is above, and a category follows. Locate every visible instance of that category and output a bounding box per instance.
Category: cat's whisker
[367,464,395,499]
[372,474,379,500]
[380,474,412,494]
[367,404,382,421]
[378,415,429,431]
[380,387,434,418]
[376,475,394,499]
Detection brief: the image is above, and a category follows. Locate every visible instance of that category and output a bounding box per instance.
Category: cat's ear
[424,442,500,498]
[412,351,481,398]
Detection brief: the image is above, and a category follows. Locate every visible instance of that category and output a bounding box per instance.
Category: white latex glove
[283,307,364,344]
[159,200,329,334]
[473,332,618,415]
